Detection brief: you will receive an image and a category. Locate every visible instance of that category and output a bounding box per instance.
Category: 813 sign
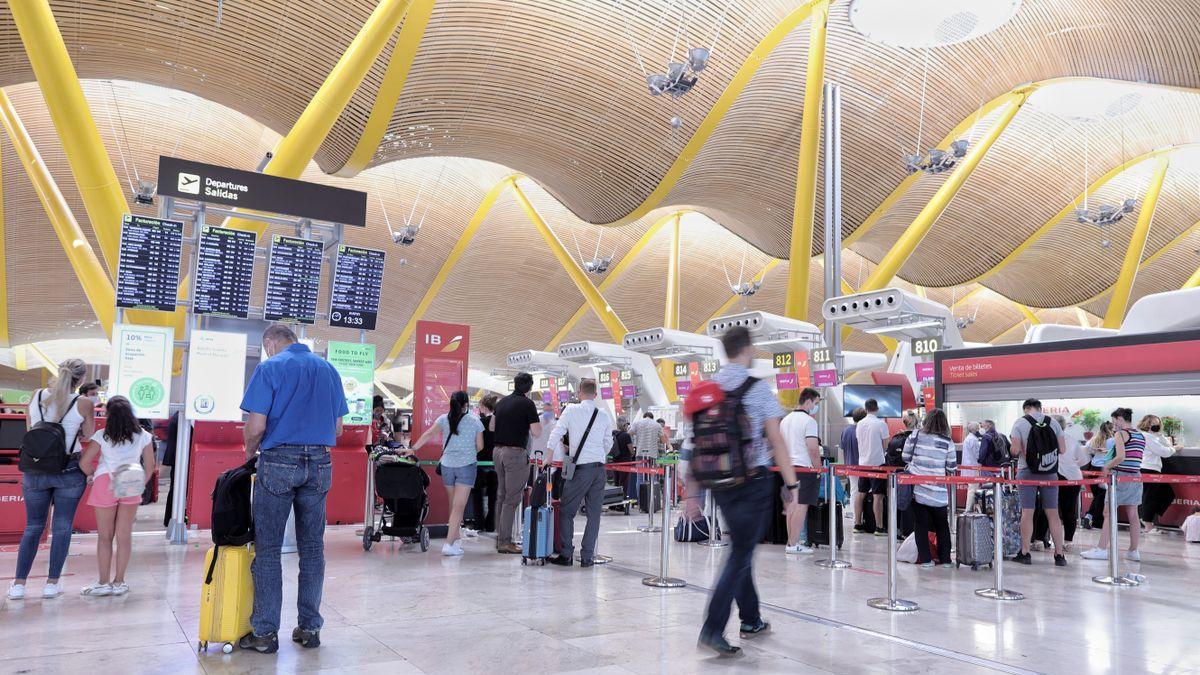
[911,337,942,356]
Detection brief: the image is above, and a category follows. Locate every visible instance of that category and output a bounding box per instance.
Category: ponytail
[448,390,469,436]
[45,358,87,417]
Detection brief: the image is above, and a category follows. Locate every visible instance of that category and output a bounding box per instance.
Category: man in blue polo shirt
[238,325,348,654]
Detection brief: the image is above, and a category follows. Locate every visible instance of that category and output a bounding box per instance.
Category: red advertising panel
[611,370,623,416]
[549,377,559,410]
[413,321,470,528]
[688,361,701,386]
[795,352,811,388]
[922,384,936,413]
[940,339,1200,384]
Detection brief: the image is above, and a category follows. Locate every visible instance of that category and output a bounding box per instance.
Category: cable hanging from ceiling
[385,159,447,247]
[1074,122,1137,249]
[903,49,970,175]
[571,225,616,276]
[611,0,726,102]
[721,247,762,298]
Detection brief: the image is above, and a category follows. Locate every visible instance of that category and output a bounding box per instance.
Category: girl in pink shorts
[79,396,156,597]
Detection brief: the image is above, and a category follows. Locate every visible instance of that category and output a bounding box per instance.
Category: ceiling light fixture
[850,0,1022,48]
[615,0,729,100]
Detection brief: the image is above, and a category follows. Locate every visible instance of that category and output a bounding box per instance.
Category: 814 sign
[911,337,942,357]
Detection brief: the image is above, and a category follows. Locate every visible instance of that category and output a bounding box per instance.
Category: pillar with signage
[412,321,470,532]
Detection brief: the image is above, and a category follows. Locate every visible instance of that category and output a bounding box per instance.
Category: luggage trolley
[363,447,430,552]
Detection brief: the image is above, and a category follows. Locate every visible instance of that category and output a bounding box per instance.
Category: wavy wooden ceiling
[0,0,1197,362]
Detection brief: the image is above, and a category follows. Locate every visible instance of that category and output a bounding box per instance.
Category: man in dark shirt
[611,417,634,498]
[491,372,542,554]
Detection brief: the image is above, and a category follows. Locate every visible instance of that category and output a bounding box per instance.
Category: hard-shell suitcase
[981,486,1021,556]
[521,505,553,563]
[955,512,994,569]
[806,501,844,549]
[198,544,254,653]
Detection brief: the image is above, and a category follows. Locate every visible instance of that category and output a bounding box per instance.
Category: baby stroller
[363,448,430,552]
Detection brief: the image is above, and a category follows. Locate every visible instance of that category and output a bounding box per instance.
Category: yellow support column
[510,182,628,343]
[0,135,7,347]
[784,0,830,320]
[10,0,128,275]
[664,214,682,329]
[0,91,115,336]
[1104,158,1169,328]
[1184,267,1200,289]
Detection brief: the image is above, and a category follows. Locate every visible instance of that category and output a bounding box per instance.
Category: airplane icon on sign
[178,173,200,194]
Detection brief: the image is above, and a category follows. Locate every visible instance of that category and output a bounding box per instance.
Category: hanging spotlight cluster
[391,223,420,246]
[582,256,614,275]
[646,47,709,98]
[730,279,762,297]
[955,315,976,329]
[1074,198,1137,227]
[133,179,157,205]
[572,225,617,277]
[904,139,970,174]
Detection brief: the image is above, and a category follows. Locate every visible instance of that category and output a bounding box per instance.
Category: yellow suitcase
[198,544,254,653]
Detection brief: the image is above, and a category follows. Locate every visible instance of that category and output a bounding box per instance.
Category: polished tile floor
[2,505,1198,675]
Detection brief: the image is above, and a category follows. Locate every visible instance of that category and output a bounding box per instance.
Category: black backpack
[979,431,1011,468]
[18,392,81,474]
[687,378,758,491]
[1023,415,1059,474]
[885,431,911,467]
[211,458,256,546]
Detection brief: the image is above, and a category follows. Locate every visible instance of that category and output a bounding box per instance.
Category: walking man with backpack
[239,325,348,653]
[1009,399,1068,567]
[688,327,799,657]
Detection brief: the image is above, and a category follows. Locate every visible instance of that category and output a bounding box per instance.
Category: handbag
[435,431,451,476]
[561,408,599,481]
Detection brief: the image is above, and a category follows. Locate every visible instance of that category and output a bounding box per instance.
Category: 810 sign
[911,337,942,356]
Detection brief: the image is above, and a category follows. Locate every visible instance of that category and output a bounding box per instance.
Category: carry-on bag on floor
[980,486,1021,556]
[805,501,844,549]
[955,512,994,569]
[638,480,659,513]
[523,459,554,565]
[674,515,711,542]
[199,544,254,653]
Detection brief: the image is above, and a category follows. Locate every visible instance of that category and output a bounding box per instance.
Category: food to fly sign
[110,324,174,418]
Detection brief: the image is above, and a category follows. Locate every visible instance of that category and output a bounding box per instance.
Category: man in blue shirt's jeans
[238,325,348,654]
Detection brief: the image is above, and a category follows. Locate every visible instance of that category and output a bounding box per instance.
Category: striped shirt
[713,363,785,467]
[1116,429,1145,473]
[901,431,958,507]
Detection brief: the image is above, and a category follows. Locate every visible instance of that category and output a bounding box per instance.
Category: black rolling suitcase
[806,501,844,549]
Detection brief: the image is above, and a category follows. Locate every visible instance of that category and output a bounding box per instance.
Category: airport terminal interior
[1,0,1200,673]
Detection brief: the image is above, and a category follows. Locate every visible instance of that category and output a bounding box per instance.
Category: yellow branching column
[1104,158,1169,328]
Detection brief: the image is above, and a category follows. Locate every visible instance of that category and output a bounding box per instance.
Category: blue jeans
[701,472,772,639]
[251,445,332,635]
[15,463,86,581]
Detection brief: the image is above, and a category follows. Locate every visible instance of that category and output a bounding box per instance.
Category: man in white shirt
[854,399,889,534]
[961,422,982,511]
[545,379,613,567]
[780,388,823,555]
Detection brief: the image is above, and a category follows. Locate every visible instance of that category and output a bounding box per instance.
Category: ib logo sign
[178,172,200,195]
[424,333,464,353]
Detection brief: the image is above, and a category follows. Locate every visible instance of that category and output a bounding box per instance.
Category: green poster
[327,341,375,425]
[0,388,33,405]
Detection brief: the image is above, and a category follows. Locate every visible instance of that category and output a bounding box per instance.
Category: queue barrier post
[697,488,728,548]
[638,461,662,533]
[1093,471,1140,587]
[975,477,1024,601]
[643,463,686,588]
[868,472,918,611]
[948,474,958,545]
[816,461,850,569]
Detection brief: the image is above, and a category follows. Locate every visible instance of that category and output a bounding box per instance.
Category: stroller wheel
[419,526,430,552]
[362,525,374,551]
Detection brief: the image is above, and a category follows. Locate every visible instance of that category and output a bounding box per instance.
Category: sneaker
[239,632,279,654]
[109,582,129,596]
[441,541,464,556]
[921,561,935,568]
[739,619,770,638]
[940,563,955,569]
[292,627,321,649]
[1081,515,1094,530]
[79,582,111,597]
[784,544,814,555]
[1054,555,1068,567]
[1010,552,1032,565]
[853,524,869,534]
[1125,550,1141,562]
[873,530,888,537]
[42,582,63,598]
[7,583,25,600]
[697,633,742,658]
[460,528,479,539]
[1080,547,1109,560]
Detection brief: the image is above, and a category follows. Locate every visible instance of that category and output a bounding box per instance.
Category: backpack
[18,392,81,474]
[979,431,1011,468]
[685,377,758,491]
[885,431,911,467]
[111,463,147,498]
[211,458,256,546]
[1023,414,1060,474]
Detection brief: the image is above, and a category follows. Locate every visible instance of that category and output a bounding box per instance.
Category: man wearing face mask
[779,388,823,555]
[238,325,348,654]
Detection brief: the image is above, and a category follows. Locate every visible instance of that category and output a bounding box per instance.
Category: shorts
[86,473,142,507]
[1114,478,1143,506]
[441,463,477,488]
[782,473,820,510]
[1016,469,1059,510]
[859,476,886,495]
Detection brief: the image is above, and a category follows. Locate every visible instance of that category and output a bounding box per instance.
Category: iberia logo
[440,335,464,353]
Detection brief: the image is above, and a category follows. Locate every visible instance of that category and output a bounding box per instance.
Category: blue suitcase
[522,505,553,564]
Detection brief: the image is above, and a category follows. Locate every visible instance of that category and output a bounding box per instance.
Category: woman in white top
[1136,414,1181,533]
[8,359,93,601]
[79,396,155,596]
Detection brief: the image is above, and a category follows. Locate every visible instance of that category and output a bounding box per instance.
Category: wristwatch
[786,482,799,491]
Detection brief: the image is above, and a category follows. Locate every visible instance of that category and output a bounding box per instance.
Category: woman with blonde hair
[1081,421,1115,530]
[8,358,93,600]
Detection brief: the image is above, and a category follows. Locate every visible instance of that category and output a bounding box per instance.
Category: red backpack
[685,378,758,490]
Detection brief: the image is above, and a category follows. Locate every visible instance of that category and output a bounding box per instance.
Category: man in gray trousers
[544,378,613,567]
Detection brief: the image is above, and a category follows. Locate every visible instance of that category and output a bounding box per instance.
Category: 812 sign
[911,337,942,356]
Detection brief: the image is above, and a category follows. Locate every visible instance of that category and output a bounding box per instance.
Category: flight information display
[264,235,323,324]
[116,214,183,311]
[193,225,256,318]
[329,245,385,330]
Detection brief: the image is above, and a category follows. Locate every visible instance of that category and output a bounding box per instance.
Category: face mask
[810,403,820,414]
[1150,424,1161,433]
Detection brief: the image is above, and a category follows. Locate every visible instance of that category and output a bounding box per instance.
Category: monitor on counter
[842,384,903,418]
[0,418,27,450]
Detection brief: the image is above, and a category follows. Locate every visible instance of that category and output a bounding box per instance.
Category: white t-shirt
[856,414,889,467]
[1183,514,1200,543]
[90,428,152,478]
[29,389,86,454]
[780,410,819,468]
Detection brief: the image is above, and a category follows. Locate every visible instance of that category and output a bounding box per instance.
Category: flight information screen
[329,245,385,330]
[263,235,323,325]
[193,225,256,318]
[116,214,183,312]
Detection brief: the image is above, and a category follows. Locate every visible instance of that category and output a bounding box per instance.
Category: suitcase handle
[204,545,219,585]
